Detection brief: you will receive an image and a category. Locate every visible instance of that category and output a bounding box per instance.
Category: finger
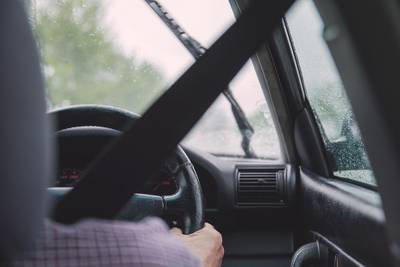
[204,222,215,229]
[170,227,183,235]
[218,245,224,257]
[217,246,224,266]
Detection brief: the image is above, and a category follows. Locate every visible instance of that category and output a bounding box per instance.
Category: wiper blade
[144,0,256,158]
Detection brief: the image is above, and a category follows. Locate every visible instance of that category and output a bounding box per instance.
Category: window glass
[286,0,376,185]
[29,0,281,159]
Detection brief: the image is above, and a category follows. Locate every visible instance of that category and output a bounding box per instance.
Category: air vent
[236,167,286,207]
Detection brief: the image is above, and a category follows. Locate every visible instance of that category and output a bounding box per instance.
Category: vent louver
[236,167,286,207]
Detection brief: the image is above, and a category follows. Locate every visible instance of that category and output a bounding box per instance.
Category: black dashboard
[55,127,180,196]
[55,126,295,213]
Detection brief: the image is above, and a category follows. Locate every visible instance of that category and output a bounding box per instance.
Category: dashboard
[55,126,293,212]
[55,127,179,196]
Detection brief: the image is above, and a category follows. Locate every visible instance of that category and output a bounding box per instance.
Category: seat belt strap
[54,0,294,224]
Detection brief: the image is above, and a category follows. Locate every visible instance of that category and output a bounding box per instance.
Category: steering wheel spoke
[163,190,186,214]
[117,193,164,221]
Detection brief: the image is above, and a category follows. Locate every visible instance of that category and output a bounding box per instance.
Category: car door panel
[300,168,391,266]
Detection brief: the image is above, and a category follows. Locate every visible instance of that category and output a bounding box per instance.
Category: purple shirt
[11,218,200,267]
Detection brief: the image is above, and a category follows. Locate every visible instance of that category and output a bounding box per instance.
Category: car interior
[1,0,400,266]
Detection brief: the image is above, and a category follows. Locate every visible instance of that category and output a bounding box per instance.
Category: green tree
[33,0,165,113]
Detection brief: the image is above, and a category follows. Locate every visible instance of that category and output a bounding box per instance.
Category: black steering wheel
[49,105,204,234]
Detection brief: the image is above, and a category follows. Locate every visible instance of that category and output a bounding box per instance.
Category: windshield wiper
[144,0,256,158]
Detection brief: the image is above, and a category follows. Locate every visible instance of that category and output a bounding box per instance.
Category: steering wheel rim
[49,104,204,234]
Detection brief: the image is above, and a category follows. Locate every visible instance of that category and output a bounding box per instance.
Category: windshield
[29,0,282,159]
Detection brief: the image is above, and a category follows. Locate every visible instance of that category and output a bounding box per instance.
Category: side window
[286,0,376,186]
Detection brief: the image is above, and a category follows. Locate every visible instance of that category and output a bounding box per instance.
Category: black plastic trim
[234,165,288,207]
[299,167,391,266]
[268,20,332,178]
[312,232,364,267]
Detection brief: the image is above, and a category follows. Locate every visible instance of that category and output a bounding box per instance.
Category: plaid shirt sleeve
[11,217,201,267]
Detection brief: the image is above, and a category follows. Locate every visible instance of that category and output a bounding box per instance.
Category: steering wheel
[49,105,204,234]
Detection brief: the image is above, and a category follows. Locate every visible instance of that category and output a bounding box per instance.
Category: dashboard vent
[236,167,286,207]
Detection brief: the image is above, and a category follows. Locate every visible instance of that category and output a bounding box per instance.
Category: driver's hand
[171,223,224,267]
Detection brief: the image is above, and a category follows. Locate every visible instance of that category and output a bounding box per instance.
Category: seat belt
[54,0,295,224]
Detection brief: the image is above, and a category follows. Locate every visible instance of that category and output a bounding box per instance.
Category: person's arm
[13,218,203,267]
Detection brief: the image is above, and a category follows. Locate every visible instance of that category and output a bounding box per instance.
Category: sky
[102,0,234,80]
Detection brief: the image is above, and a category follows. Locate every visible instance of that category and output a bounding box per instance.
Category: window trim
[231,0,295,164]
[268,18,332,177]
[282,5,376,189]
[334,175,377,191]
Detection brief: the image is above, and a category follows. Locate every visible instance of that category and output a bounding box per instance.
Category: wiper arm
[144,0,256,158]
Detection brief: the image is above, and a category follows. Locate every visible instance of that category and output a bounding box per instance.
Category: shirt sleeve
[11,218,201,267]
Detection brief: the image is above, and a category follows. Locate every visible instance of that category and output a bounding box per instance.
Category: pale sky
[100,0,266,114]
[102,0,234,80]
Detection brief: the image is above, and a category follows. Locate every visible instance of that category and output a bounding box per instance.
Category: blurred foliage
[33,0,165,113]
